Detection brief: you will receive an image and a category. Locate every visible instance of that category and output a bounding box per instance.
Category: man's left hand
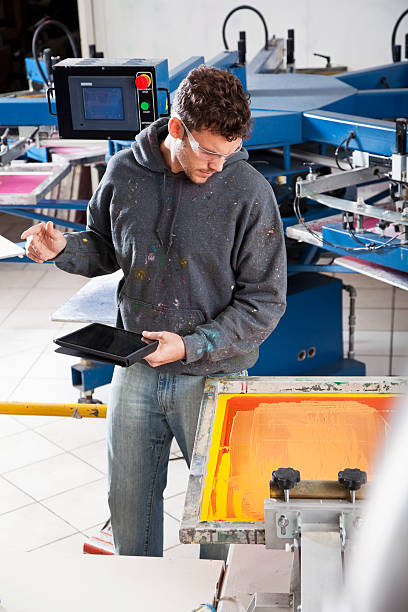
[142,330,186,367]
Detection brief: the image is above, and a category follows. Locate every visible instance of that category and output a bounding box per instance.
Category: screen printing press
[2,8,408,390]
[179,375,408,612]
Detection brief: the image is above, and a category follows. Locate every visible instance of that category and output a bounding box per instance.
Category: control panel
[52,58,169,140]
[135,71,156,131]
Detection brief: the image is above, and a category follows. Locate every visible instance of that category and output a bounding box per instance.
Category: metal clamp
[295,166,383,198]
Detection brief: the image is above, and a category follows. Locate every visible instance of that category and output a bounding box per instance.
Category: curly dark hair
[171,65,251,141]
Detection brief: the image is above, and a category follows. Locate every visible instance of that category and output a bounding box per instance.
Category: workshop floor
[0,212,407,557]
[0,214,199,558]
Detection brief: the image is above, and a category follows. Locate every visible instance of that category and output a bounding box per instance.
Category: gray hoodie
[54,118,286,375]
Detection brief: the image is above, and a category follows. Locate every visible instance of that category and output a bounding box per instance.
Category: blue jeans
[107,361,244,557]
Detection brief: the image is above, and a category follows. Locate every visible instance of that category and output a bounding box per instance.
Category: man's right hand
[21,221,67,263]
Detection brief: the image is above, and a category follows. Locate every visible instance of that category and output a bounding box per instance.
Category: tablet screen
[58,324,150,358]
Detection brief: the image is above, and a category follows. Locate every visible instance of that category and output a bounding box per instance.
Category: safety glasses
[177,118,242,161]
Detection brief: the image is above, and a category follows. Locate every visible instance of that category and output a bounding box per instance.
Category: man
[21,65,286,558]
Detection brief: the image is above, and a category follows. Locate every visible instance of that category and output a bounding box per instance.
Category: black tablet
[54,346,121,366]
[54,323,158,367]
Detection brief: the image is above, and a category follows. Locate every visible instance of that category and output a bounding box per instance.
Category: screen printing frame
[180,375,408,546]
[0,162,71,205]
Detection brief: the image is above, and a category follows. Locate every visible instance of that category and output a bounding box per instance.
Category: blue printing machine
[3,38,408,391]
[249,273,362,376]
[4,51,408,157]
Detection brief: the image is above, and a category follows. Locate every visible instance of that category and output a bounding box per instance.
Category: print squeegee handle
[338,468,367,491]
[272,467,301,490]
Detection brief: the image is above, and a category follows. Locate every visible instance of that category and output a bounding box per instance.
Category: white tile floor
[0,213,195,557]
[0,213,407,560]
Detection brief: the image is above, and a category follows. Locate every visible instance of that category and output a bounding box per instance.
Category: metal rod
[283,144,291,172]
[364,188,390,205]
[274,147,340,169]
[389,286,397,376]
[39,139,107,147]
[0,208,85,230]
[0,401,106,418]
[0,199,88,210]
[296,166,384,198]
[284,489,290,503]
[308,193,408,227]
[342,285,357,360]
[270,480,368,500]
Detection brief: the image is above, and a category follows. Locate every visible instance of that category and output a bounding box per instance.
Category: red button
[135,74,151,90]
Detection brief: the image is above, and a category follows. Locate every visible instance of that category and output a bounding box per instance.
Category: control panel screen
[83,87,124,120]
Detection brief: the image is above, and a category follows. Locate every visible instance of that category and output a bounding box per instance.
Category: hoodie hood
[131,118,250,254]
[131,118,249,175]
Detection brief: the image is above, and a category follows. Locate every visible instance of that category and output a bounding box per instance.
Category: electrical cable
[391,8,408,61]
[346,228,367,246]
[217,596,247,611]
[293,195,407,253]
[32,18,79,86]
[222,5,269,51]
[294,194,407,251]
[335,131,356,171]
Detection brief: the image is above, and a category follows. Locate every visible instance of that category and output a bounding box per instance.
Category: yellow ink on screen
[200,393,395,522]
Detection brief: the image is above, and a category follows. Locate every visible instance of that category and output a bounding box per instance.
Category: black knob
[287,29,295,65]
[238,31,246,65]
[393,44,402,62]
[338,468,367,491]
[272,467,301,490]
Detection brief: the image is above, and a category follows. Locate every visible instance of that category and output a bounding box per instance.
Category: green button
[141,101,150,111]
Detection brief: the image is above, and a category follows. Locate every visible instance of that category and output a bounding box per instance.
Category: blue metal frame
[1,54,406,156]
[24,58,47,86]
[71,361,114,393]
[0,199,87,211]
[25,146,49,162]
[0,207,85,231]
[336,61,408,89]
[302,111,402,156]
[287,264,356,274]
[322,89,408,119]
[321,224,408,273]
[0,97,57,126]
[249,273,365,376]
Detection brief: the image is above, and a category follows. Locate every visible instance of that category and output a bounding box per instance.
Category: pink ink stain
[0,173,51,194]
[144,252,156,265]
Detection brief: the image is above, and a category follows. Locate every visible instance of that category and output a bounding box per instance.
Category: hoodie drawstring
[167,179,183,253]
[155,173,183,254]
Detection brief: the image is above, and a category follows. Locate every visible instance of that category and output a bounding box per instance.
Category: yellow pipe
[0,402,106,418]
